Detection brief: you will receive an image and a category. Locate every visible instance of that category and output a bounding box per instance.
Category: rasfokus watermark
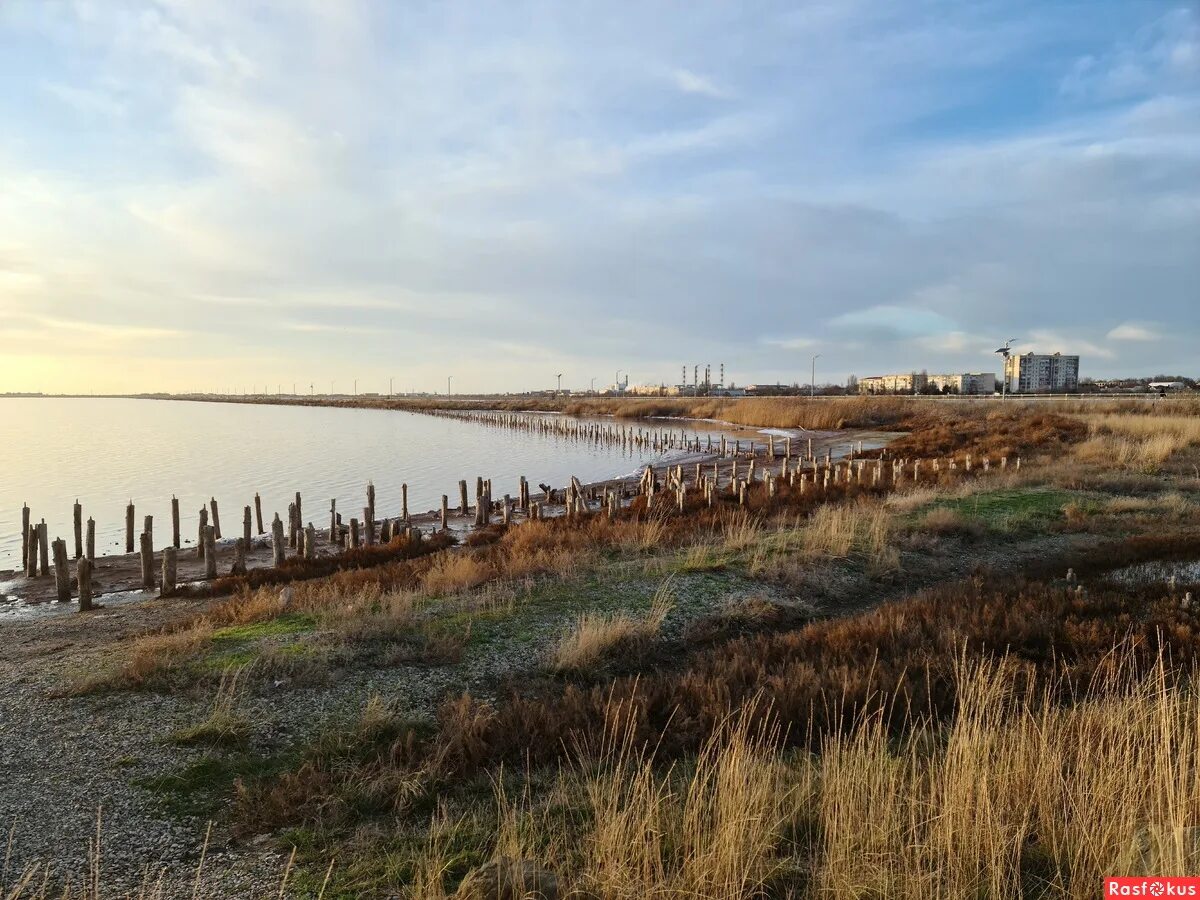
[1106,878,1200,896]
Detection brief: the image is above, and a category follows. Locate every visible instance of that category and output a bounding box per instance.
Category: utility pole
[995,338,1018,401]
[811,354,821,398]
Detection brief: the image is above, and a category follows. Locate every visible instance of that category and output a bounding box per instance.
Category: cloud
[1107,322,1161,341]
[668,67,732,99]
[829,306,959,340]
[1060,7,1199,100]
[762,336,818,350]
[0,0,1195,392]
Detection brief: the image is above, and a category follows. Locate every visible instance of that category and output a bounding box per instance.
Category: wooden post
[21,504,30,571]
[86,518,95,563]
[143,514,153,547]
[210,498,222,539]
[171,496,181,548]
[294,492,303,530]
[197,507,208,559]
[52,538,71,602]
[73,501,83,559]
[232,537,247,575]
[125,502,135,553]
[401,483,409,522]
[271,514,286,567]
[350,518,360,548]
[77,557,93,611]
[287,502,298,549]
[161,546,177,597]
[140,531,155,589]
[367,482,376,526]
[459,480,469,515]
[203,525,217,579]
[364,508,375,546]
[329,499,338,541]
[252,493,263,534]
[304,524,316,561]
[25,523,37,577]
[441,495,449,531]
[38,521,49,576]
[243,506,252,548]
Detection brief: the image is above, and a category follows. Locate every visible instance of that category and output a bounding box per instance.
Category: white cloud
[1107,322,1161,341]
[669,67,731,99]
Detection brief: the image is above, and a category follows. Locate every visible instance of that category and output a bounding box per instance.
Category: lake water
[0,398,728,574]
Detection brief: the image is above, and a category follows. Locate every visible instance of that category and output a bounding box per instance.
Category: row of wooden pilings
[639,451,1019,511]
[425,409,873,464]
[15,445,1019,613]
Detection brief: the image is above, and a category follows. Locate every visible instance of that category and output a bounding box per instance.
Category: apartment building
[927,372,997,395]
[859,372,927,394]
[1003,353,1080,394]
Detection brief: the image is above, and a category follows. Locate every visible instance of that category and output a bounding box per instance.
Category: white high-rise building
[1003,353,1080,394]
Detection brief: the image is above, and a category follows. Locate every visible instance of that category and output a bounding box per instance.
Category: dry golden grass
[1075,412,1200,472]
[169,665,252,747]
[421,553,495,595]
[551,581,674,673]
[802,501,891,559]
[401,648,1200,899]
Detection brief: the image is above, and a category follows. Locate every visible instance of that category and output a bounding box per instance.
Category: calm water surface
[0,398,724,573]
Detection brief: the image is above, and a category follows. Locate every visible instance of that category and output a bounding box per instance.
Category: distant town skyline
[1,1,1197,394]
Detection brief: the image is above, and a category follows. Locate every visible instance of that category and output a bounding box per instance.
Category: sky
[0,0,1197,394]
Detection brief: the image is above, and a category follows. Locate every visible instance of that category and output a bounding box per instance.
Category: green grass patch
[212,613,317,643]
[921,488,1095,532]
[137,751,296,819]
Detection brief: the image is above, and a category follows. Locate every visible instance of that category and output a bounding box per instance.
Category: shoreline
[1,425,898,616]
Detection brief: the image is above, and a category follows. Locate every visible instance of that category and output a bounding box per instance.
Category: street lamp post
[811,354,821,398]
[557,373,563,395]
[995,338,1019,401]
[447,376,452,398]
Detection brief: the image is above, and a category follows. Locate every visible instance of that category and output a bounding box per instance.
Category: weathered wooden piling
[143,515,153,547]
[25,523,37,577]
[401,483,409,522]
[125,502,135,553]
[197,507,209,559]
[287,502,298,549]
[210,498,222,540]
[254,493,264,534]
[271,514,286,567]
[203,526,217,579]
[232,537,247,575]
[86,518,95,563]
[21,504,30,571]
[243,506,252,548]
[350,518,360,549]
[171,496,181,548]
[367,482,376,526]
[139,531,155,589]
[52,538,70,601]
[161,546,177,596]
[38,521,49,576]
[459,480,469,516]
[304,524,316,561]
[73,501,82,559]
[364,508,375,546]
[441,495,449,531]
[77,557,93,611]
